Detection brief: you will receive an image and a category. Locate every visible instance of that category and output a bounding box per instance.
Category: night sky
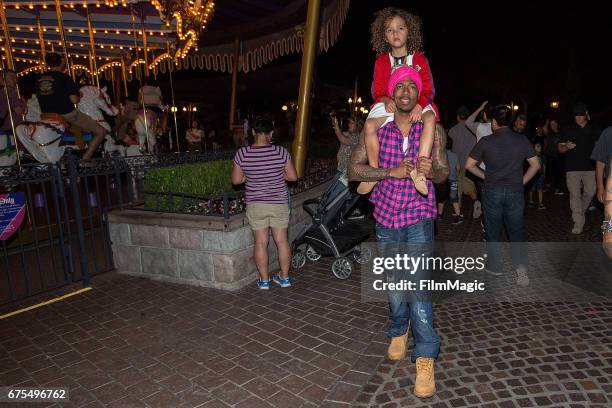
[317,1,612,125]
[169,2,612,128]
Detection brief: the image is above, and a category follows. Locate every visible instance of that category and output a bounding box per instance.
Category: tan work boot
[410,169,428,196]
[357,181,377,195]
[387,333,408,360]
[414,357,436,398]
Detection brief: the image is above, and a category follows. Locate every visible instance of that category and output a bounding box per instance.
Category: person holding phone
[557,103,601,234]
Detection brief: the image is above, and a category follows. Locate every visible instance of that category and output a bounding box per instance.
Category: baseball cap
[573,102,588,116]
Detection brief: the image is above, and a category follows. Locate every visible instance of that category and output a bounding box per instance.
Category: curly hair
[370,7,423,55]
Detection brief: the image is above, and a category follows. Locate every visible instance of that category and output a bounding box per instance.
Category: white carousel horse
[133,106,163,155]
[17,87,125,163]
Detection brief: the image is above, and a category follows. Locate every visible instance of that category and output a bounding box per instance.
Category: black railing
[0,150,238,306]
[0,152,336,305]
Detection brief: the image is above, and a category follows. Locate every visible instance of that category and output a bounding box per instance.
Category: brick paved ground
[0,192,610,408]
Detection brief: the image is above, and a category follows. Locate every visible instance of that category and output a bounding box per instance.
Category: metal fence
[0,151,336,306]
[0,150,235,306]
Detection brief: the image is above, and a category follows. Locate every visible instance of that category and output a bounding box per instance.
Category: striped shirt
[370,121,436,228]
[233,145,290,204]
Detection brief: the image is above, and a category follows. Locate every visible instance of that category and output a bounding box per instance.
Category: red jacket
[371,51,436,110]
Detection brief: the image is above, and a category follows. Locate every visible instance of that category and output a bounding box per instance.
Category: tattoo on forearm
[347,135,389,181]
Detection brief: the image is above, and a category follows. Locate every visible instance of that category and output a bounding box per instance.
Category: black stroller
[291,172,372,279]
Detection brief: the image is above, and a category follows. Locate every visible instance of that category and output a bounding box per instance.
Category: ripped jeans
[375,219,441,362]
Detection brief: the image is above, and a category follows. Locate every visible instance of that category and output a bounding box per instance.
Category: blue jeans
[375,218,440,362]
[482,186,527,271]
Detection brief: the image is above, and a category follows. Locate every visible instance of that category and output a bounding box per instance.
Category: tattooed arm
[348,132,392,181]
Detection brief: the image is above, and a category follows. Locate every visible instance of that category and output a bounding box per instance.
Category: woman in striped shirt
[232,118,298,289]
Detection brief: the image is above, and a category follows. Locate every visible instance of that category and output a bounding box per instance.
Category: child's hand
[383,98,396,113]
[408,104,423,123]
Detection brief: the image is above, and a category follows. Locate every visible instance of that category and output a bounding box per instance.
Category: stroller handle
[302,198,320,217]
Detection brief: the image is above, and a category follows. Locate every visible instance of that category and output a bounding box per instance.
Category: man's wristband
[602,219,612,235]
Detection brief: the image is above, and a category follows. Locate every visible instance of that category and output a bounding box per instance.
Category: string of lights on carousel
[1,0,215,75]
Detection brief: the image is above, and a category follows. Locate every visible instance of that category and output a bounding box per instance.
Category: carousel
[0,0,350,174]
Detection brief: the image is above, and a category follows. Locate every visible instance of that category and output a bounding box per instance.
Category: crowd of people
[230,6,612,402]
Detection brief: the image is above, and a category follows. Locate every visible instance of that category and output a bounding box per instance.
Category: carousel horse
[17,86,124,163]
[133,105,164,155]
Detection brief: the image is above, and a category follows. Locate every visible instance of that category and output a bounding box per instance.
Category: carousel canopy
[0,0,349,79]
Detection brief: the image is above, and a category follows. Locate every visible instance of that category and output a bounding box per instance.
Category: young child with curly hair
[358,7,438,196]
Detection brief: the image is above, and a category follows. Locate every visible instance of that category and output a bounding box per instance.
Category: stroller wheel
[291,251,306,270]
[332,258,352,279]
[306,246,321,262]
[354,245,373,265]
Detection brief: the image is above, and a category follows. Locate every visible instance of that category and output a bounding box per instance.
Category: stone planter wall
[108,181,331,291]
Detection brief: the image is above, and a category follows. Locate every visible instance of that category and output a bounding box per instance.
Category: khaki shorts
[246,203,290,230]
[458,166,476,196]
[62,109,102,133]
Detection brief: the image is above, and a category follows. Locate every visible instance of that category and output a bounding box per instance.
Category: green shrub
[143,160,241,213]
[144,160,237,196]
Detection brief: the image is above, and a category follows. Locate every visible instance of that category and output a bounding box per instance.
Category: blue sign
[0,192,26,241]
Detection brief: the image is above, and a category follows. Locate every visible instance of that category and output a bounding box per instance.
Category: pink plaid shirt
[370,120,436,228]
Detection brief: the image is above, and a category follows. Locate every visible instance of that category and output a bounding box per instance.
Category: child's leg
[357,115,387,194]
[412,110,436,195]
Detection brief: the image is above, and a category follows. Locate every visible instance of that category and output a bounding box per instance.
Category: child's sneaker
[410,169,428,196]
[257,279,271,290]
[272,274,291,288]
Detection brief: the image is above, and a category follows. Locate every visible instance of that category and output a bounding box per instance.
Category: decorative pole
[291,0,322,177]
[120,54,128,97]
[167,41,179,152]
[140,13,150,78]
[0,0,15,70]
[54,0,73,79]
[228,36,239,131]
[0,62,22,170]
[85,5,99,87]
[130,6,149,152]
[36,13,46,65]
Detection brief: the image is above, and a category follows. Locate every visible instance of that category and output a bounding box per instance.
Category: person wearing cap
[558,103,601,234]
[448,105,477,222]
[348,65,449,399]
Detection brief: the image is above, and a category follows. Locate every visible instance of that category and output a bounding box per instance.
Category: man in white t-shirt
[464,101,492,219]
